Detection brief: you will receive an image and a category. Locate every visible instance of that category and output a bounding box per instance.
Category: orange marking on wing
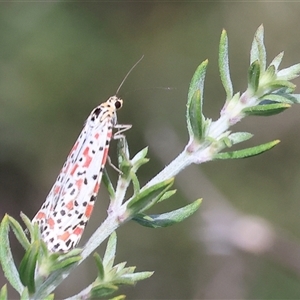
[94,132,99,139]
[85,203,94,218]
[58,231,70,242]
[83,147,92,168]
[75,178,83,189]
[101,147,109,165]
[93,181,100,193]
[47,217,55,229]
[35,211,46,220]
[66,200,74,210]
[73,226,84,236]
[54,185,61,195]
[70,163,79,176]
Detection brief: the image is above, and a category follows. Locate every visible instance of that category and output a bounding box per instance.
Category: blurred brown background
[1,2,300,299]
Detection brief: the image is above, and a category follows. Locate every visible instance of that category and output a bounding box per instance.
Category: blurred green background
[1,2,300,299]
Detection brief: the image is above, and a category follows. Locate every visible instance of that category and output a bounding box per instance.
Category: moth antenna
[116,55,144,95]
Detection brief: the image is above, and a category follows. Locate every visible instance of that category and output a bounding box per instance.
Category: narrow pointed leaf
[0,285,7,300]
[259,93,295,104]
[290,94,300,103]
[113,261,127,273]
[269,51,284,71]
[110,295,126,300]
[120,271,154,282]
[61,248,82,258]
[219,29,233,99]
[110,277,135,286]
[277,63,300,80]
[102,168,116,199]
[265,64,276,79]
[267,80,295,92]
[188,60,208,102]
[118,137,130,167]
[131,146,148,165]
[20,212,37,242]
[243,103,290,116]
[132,157,149,173]
[250,25,266,71]
[103,232,117,269]
[158,189,177,203]
[214,140,280,160]
[130,171,141,196]
[119,266,135,275]
[133,199,201,228]
[248,60,260,93]
[187,60,207,139]
[117,138,131,178]
[20,288,29,300]
[90,284,118,298]
[229,132,253,145]
[0,215,24,294]
[93,252,105,280]
[188,90,204,140]
[127,179,174,215]
[43,295,55,300]
[50,255,81,272]
[19,241,40,294]
[7,216,30,250]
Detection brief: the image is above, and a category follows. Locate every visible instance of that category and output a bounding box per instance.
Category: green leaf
[19,241,40,294]
[214,140,280,160]
[131,147,149,165]
[112,262,127,274]
[117,138,131,177]
[7,216,30,251]
[43,294,55,300]
[269,51,284,71]
[187,90,204,140]
[127,178,174,215]
[109,295,126,300]
[158,189,177,203]
[290,94,300,103]
[93,252,105,281]
[90,283,118,298]
[219,29,233,100]
[250,25,266,71]
[119,271,154,282]
[248,60,260,93]
[20,287,29,300]
[277,63,300,80]
[221,136,232,148]
[132,199,201,228]
[243,103,290,116]
[110,276,135,286]
[0,215,24,294]
[130,171,141,196]
[277,64,300,80]
[188,60,208,102]
[267,80,295,92]
[187,60,207,140]
[0,285,7,300]
[228,132,253,145]
[265,64,276,80]
[102,168,116,199]
[259,93,295,104]
[20,212,37,242]
[103,232,117,270]
[49,255,81,272]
